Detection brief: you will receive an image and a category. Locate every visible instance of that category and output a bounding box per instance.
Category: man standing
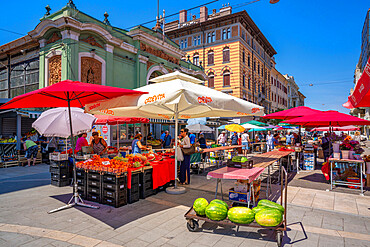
[160,130,166,148]
[241,130,250,156]
[266,131,274,152]
[230,132,239,145]
[285,131,294,145]
[189,132,196,145]
[217,131,227,146]
[162,131,173,148]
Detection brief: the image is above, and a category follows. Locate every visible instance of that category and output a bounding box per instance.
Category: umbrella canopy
[343,57,370,108]
[225,124,245,133]
[240,123,265,129]
[263,106,322,120]
[242,120,268,126]
[94,115,149,125]
[85,71,264,118]
[248,128,267,132]
[0,80,146,109]
[217,125,226,130]
[186,124,213,133]
[282,110,370,127]
[32,108,96,138]
[310,125,360,132]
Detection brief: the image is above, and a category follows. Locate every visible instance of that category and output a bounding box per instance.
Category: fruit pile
[76,155,133,174]
[192,198,284,227]
[0,138,17,143]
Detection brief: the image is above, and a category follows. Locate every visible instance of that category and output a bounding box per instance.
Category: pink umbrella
[282,111,370,127]
[310,125,360,132]
[263,106,322,120]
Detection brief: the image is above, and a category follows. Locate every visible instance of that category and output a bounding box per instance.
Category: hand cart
[184,166,288,247]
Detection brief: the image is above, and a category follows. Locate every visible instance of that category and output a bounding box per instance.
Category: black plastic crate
[50,160,69,168]
[49,166,69,175]
[102,196,127,208]
[87,171,101,181]
[139,168,155,199]
[76,177,85,186]
[87,193,101,203]
[127,188,140,204]
[76,168,86,178]
[77,184,86,198]
[51,178,70,187]
[87,186,101,195]
[88,179,101,188]
[51,173,69,180]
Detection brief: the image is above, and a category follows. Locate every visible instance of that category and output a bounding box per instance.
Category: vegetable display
[227,207,254,224]
[257,199,285,213]
[205,204,228,221]
[193,198,209,216]
[255,208,283,227]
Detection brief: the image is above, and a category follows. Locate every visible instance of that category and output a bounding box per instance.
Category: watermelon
[258,199,284,213]
[209,199,228,210]
[255,208,283,227]
[193,198,209,216]
[205,204,228,221]
[252,206,271,215]
[232,156,248,163]
[227,207,255,224]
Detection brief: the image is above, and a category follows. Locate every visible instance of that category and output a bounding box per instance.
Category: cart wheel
[186,219,199,232]
[276,230,283,247]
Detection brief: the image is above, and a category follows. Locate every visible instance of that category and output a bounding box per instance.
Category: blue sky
[0,0,369,113]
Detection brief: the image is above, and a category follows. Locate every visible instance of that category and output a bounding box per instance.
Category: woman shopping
[23,136,39,167]
[76,133,89,153]
[131,134,149,155]
[179,128,191,185]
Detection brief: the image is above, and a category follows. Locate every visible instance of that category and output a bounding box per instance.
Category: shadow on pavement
[0,172,51,194]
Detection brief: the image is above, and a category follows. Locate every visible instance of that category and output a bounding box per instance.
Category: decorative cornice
[105,44,114,53]
[130,29,185,58]
[61,30,80,41]
[28,17,137,54]
[138,54,149,64]
[80,36,103,48]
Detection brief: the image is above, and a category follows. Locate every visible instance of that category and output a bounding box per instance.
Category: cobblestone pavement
[0,164,369,246]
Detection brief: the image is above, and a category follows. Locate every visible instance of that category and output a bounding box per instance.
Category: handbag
[182,144,196,156]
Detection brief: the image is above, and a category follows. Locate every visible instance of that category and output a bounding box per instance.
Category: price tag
[102,161,110,166]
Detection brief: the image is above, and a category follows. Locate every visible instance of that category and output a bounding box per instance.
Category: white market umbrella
[86,71,264,193]
[32,107,96,138]
[241,123,265,130]
[186,123,213,133]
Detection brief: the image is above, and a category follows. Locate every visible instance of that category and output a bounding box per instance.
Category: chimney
[179,9,187,23]
[200,6,208,22]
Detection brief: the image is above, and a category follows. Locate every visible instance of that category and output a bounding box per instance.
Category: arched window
[208,72,214,88]
[207,50,214,65]
[223,47,230,63]
[193,53,199,66]
[223,70,230,87]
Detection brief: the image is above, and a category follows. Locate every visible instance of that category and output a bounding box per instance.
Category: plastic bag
[177,146,184,161]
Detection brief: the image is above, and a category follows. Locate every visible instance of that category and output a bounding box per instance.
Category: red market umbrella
[281,110,370,127]
[343,57,370,108]
[310,125,360,132]
[94,115,149,125]
[263,106,322,120]
[0,80,146,213]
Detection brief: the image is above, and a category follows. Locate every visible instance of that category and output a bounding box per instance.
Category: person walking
[230,132,239,145]
[23,136,39,166]
[179,128,191,185]
[189,132,196,145]
[241,130,250,156]
[266,131,274,152]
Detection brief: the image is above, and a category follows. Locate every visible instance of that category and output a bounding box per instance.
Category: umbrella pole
[166,104,185,194]
[48,98,99,214]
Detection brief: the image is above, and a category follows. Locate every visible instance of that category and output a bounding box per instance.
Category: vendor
[132,134,149,154]
[217,131,227,146]
[76,133,89,153]
[90,132,108,155]
[321,132,332,162]
[285,132,294,145]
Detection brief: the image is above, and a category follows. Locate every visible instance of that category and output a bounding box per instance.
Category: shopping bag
[182,145,196,155]
[177,146,184,161]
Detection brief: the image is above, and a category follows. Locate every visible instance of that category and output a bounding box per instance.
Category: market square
[0,0,370,246]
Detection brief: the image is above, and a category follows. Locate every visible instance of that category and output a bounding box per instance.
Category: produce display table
[250,150,293,196]
[329,158,365,195]
[250,142,266,153]
[127,167,143,189]
[202,145,244,153]
[207,167,265,207]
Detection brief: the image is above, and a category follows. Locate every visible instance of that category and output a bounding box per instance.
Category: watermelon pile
[192,198,284,227]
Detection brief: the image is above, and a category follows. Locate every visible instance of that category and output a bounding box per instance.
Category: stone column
[60,30,80,81]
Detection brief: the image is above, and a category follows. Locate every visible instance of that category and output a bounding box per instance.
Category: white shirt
[181,135,191,148]
[241,133,249,142]
[217,134,227,144]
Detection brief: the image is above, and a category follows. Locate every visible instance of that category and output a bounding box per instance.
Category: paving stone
[124,238,149,247]
[193,232,224,246]
[137,227,168,243]
[18,237,55,247]
[344,237,370,247]
[318,234,344,247]
[291,230,319,247]
[112,227,147,244]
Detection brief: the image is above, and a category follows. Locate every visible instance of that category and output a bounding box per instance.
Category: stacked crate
[50,160,70,187]
[140,167,155,199]
[127,170,140,204]
[102,173,127,207]
[76,168,87,198]
[87,170,101,203]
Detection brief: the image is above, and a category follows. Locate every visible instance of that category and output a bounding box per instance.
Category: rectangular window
[184,39,187,48]
[242,74,245,87]
[193,56,199,66]
[193,36,197,46]
[207,33,211,43]
[180,40,184,49]
[248,78,251,90]
[208,76,214,88]
[212,32,216,42]
[223,74,230,87]
[242,51,245,63]
[208,52,214,65]
[223,48,230,63]
[226,28,231,39]
[198,35,201,45]
[222,29,226,40]
[248,56,250,67]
